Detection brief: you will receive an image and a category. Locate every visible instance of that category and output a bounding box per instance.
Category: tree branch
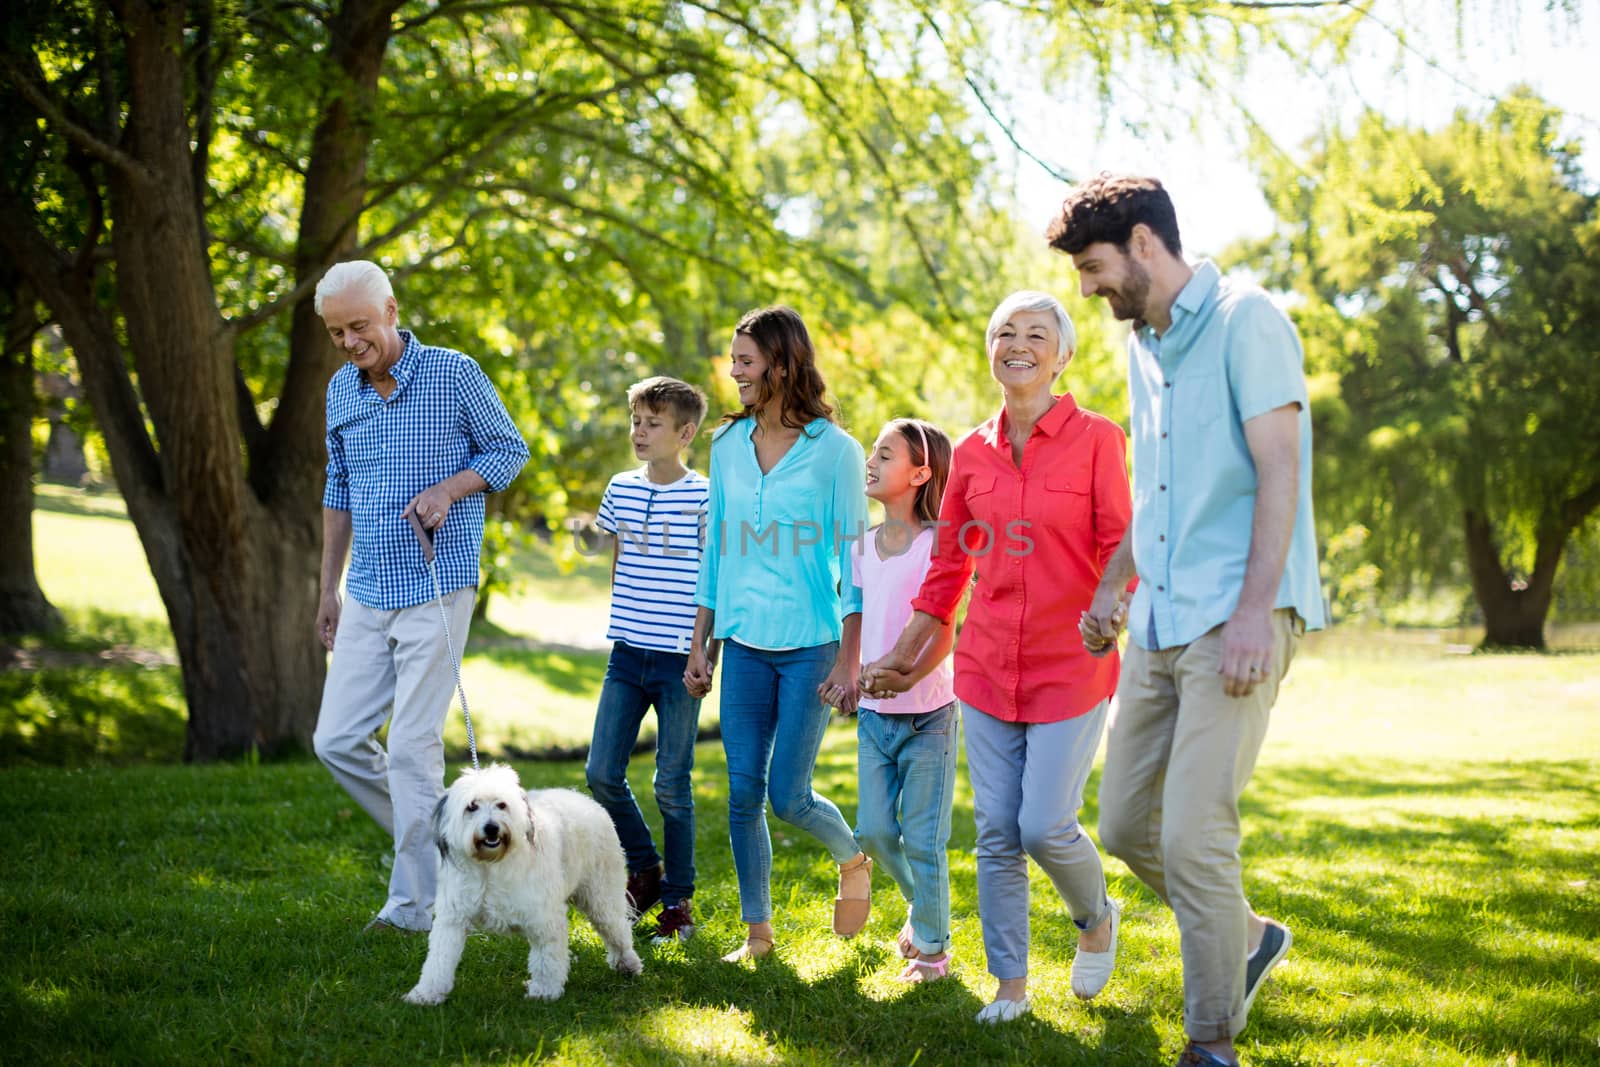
[394,0,531,34]
[916,8,1073,185]
[65,149,107,275]
[1563,478,1600,532]
[0,187,162,497]
[229,273,322,333]
[236,365,265,456]
[0,56,148,181]
[680,0,957,316]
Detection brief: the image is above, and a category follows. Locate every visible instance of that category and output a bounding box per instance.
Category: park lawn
[7,485,1600,1063]
[2,647,1598,1064]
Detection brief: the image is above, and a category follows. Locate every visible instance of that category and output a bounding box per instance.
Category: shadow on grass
[0,665,186,767]
[3,753,1597,1064]
[1236,760,1600,1063]
[11,606,174,655]
[30,485,129,520]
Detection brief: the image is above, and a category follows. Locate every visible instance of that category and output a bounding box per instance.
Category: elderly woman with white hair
[862,290,1133,1023]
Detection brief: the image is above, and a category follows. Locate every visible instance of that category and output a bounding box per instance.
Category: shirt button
[1161,432,1168,439]
[1159,534,1166,542]
[1164,381,1172,388]
[1158,585,1165,592]
[1160,484,1167,491]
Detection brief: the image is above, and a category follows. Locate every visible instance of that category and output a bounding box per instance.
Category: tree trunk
[1,0,396,758]
[0,277,62,635]
[1463,508,1559,650]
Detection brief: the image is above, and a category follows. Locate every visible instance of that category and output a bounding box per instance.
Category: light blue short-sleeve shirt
[1126,260,1328,650]
[694,417,867,650]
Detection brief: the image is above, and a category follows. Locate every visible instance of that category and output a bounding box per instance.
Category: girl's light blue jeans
[854,700,960,955]
[720,639,859,924]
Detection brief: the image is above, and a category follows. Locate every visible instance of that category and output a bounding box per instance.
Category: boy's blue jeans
[855,700,960,955]
[719,638,860,924]
[585,641,701,906]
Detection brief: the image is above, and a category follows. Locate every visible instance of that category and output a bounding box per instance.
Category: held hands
[1218,606,1274,698]
[818,660,860,715]
[858,652,914,701]
[1080,587,1132,657]
[858,665,915,700]
[684,647,717,699]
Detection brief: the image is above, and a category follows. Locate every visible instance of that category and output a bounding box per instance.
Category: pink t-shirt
[852,525,957,715]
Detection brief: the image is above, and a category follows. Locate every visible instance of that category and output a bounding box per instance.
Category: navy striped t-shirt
[596,468,709,653]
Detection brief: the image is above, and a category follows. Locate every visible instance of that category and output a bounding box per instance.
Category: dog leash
[406,510,480,771]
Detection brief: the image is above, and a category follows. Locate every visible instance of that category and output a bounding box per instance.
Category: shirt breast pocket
[1042,469,1092,527]
[956,475,1000,561]
[963,474,997,509]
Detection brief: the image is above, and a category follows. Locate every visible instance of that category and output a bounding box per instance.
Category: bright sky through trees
[992,3,1598,258]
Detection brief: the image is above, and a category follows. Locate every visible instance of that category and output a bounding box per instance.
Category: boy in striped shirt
[585,376,713,945]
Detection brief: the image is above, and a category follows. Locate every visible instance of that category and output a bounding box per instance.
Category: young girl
[683,305,873,963]
[853,418,959,982]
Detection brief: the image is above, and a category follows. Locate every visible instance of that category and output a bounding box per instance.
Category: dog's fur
[403,764,642,1004]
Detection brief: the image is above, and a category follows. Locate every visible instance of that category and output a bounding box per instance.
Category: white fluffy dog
[403,764,642,1005]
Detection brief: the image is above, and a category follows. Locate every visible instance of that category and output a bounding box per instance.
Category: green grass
[2,697,1597,1066]
[6,487,1600,1064]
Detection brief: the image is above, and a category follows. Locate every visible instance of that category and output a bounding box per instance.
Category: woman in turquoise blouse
[685,305,873,962]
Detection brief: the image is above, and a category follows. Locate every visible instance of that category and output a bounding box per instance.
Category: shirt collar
[1139,260,1220,344]
[1173,260,1221,321]
[740,415,830,439]
[987,392,1079,452]
[358,329,420,393]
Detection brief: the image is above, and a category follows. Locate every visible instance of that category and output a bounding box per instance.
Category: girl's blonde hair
[887,418,952,526]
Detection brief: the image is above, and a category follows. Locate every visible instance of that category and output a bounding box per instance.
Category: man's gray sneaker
[1242,918,1292,1019]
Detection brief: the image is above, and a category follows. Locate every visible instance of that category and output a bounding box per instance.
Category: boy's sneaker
[1242,918,1292,1020]
[651,900,696,945]
[1175,1042,1240,1067]
[626,863,663,922]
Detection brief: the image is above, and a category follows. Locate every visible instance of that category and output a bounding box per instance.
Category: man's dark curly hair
[1045,173,1183,258]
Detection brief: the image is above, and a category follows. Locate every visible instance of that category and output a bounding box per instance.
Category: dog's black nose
[483,821,500,840]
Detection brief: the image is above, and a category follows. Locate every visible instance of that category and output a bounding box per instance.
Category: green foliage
[1237,89,1600,628]
[15,0,1353,521]
[183,0,1059,521]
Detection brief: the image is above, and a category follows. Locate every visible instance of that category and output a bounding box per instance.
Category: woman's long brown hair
[719,305,836,430]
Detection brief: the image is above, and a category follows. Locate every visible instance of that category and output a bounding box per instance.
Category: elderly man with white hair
[862,289,1134,1023]
[312,260,529,934]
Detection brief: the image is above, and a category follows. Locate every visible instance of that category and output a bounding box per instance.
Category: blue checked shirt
[323,329,529,610]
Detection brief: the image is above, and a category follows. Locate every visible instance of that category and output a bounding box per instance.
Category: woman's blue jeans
[719,638,859,924]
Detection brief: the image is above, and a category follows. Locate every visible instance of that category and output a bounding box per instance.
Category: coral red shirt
[911,394,1132,723]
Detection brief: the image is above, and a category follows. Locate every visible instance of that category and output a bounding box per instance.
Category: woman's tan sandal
[832,854,873,937]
